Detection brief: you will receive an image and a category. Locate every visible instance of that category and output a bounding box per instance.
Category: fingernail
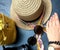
[52,15,54,17]
[50,16,52,19]
[54,12,57,15]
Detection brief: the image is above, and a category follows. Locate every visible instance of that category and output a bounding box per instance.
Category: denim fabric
[0,0,60,50]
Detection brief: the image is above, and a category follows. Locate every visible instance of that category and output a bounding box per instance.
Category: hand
[46,13,60,48]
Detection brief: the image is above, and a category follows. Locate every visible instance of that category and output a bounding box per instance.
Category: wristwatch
[48,45,60,50]
[48,45,55,50]
[48,41,60,50]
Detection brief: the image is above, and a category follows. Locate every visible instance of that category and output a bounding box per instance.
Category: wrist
[48,41,60,50]
[48,44,60,50]
[49,44,60,48]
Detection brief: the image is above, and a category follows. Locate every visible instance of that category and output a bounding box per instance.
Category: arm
[49,44,60,50]
[46,13,60,50]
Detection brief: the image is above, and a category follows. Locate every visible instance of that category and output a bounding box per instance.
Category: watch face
[48,46,55,50]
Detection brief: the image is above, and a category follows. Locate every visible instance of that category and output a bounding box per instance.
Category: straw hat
[10,0,52,30]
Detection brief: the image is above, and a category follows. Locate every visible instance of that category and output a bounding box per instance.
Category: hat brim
[10,0,52,30]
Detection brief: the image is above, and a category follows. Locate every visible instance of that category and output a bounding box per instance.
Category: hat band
[21,10,43,23]
[19,2,44,22]
[15,1,44,21]
[19,4,45,27]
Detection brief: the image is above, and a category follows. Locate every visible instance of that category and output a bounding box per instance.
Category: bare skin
[46,13,60,48]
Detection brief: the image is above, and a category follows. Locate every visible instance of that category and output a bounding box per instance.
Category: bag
[0,13,16,45]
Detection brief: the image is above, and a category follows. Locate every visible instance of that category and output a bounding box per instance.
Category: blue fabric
[0,0,60,50]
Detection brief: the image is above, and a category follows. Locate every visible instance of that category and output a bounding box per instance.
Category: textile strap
[36,35,44,50]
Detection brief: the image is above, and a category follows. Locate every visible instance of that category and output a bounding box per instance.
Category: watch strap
[48,44,60,50]
[55,48,60,50]
[49,41,60,45]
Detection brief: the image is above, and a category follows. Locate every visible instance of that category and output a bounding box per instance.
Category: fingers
[46,15,53,31]
[46,12,59,31]
[46,20,49,31]
[54,13,59,26]
[51,14,55,27]
[49,16,53,27]
[52,13,59,27]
